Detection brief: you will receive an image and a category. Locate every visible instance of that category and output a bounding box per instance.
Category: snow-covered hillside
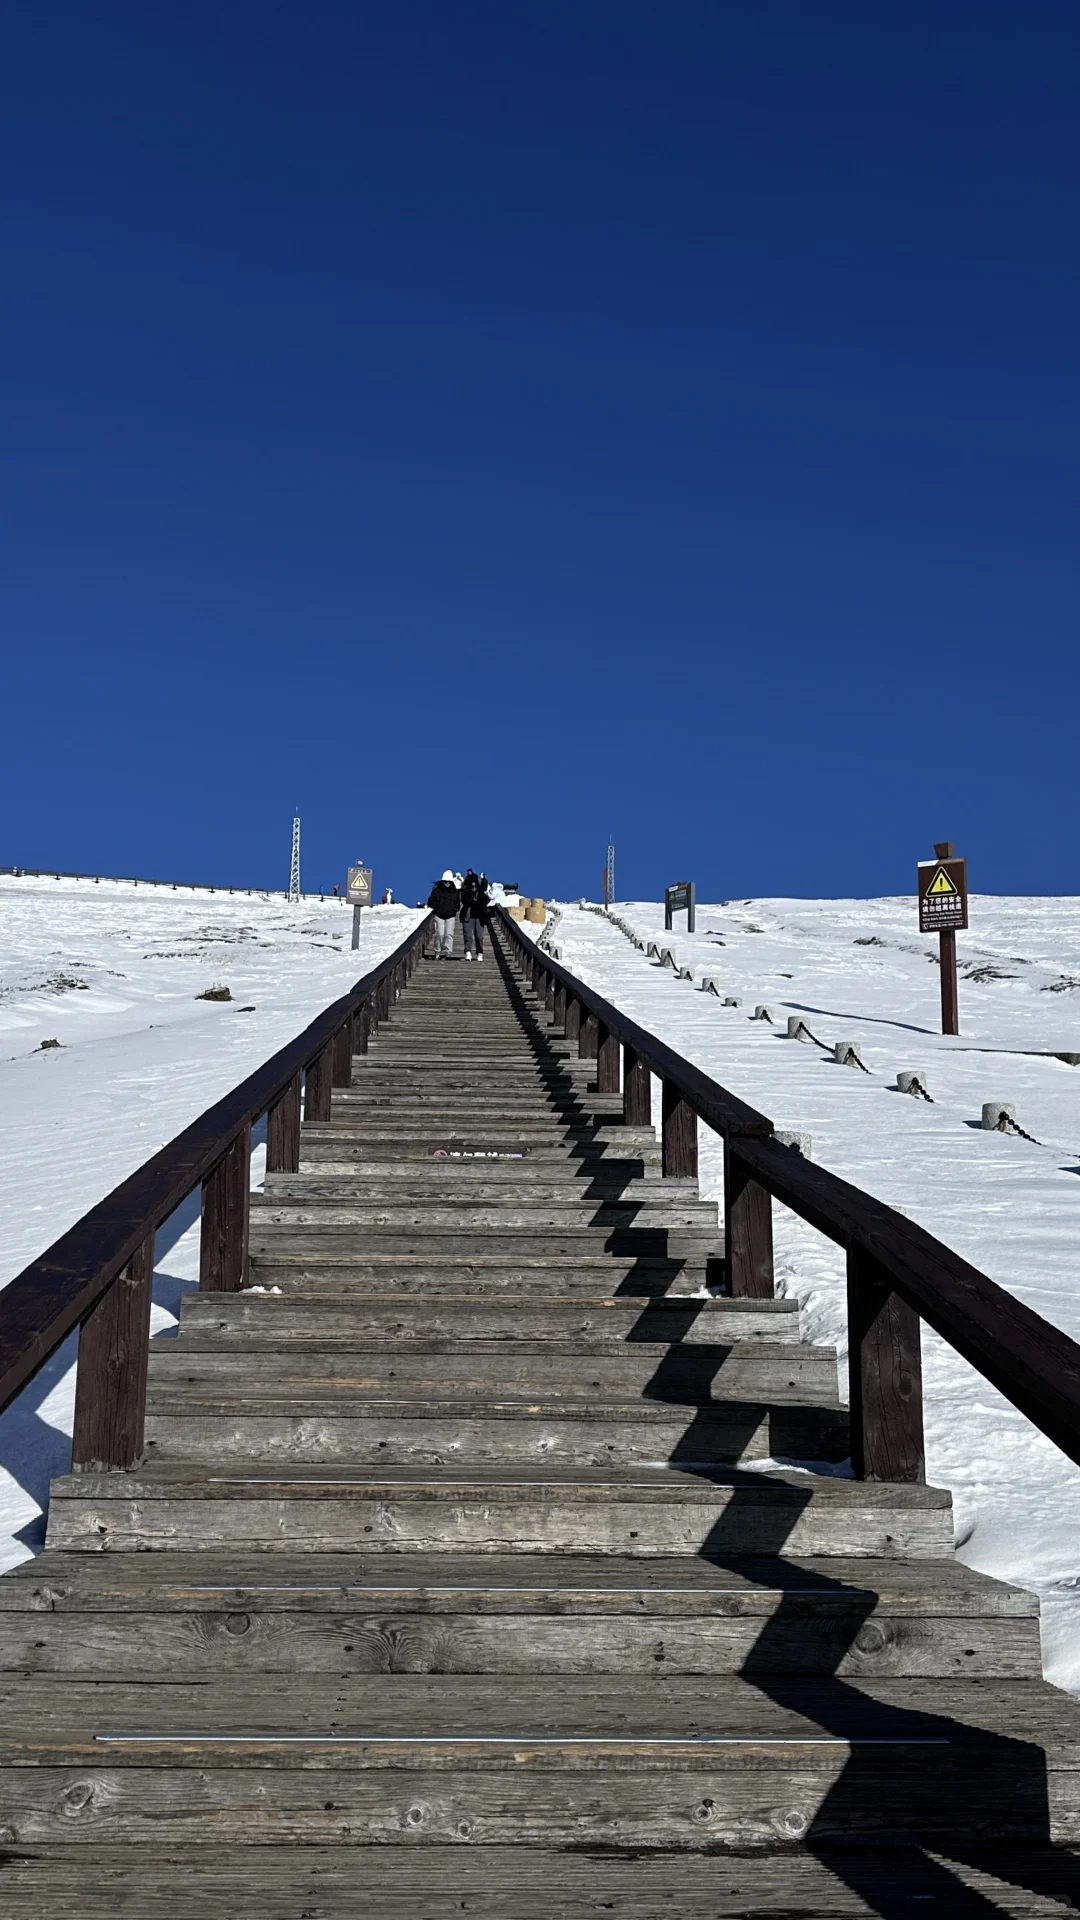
[0,874,423,1566]
[530,896,1080,1691]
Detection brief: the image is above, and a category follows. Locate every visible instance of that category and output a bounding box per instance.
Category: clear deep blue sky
[3,2,1078,903]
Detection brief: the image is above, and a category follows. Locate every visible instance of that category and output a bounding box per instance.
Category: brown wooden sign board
[918,856,967,933]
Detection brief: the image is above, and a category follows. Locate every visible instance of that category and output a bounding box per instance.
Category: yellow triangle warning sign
[928,867,957,895]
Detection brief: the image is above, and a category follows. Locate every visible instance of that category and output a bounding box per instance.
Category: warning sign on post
[918,857,967,933]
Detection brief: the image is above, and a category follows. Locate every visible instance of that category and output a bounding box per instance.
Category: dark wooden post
[724,1140,774,1298]
[597,1018,620,1094]
[564,995,581,1047]
[662,1080,697,1179]
[545,973,556,1018]
[332,1019,353,1088]
[266,1071,301,1173]
[579,1010,599,1061]
[305,1042,334,1125]
[553,983,567,1030]
[200,1124,251,1292]
[847,1248,925,1481]
[71,1233,155,1471]
[623,1045,651,1126]
[355,1000,371,1055]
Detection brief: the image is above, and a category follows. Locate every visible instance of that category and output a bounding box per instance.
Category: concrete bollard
[786,1016,814,1042]
[982,1101,1017,1131]
[676,964,695,981]
[753,1005,776,1023]
[658,948,678,969]
[775,1130,812,1157]
[897,1070,929,1097]
[699,975,722,995]
[834,1041,863,1067]
[723,996,743,1008]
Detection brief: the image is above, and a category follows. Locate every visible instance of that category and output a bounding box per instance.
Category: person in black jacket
[460,869,490,961]
[427,871,461,958]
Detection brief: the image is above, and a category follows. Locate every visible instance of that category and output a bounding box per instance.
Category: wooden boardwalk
[3,935,1080,1914]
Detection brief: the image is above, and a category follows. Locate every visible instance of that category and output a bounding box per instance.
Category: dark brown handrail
[0,915,433,1450]
[495,905,1080,1484]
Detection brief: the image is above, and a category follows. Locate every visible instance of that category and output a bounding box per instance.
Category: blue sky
[2,2,1078,903]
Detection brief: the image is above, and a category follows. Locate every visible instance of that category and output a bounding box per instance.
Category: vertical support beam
[724,1141,774,1298]
[266,1071,301,1173]
[332,1020,352,1088]
[597,1019,620,1094]
[553,984,567,1031]
[662,1080,697,1180]
[545,973,556,1018]
[847,1248,925,1482]
[305,1042,334,1125]
[355,1001,371,1055]
[71,1233,155,1471]
[623,1045,651,1127]
[939,927,959,1036]
[564,995,581,1047]
[579,1010,599,1060]
[200,1124,251,1293]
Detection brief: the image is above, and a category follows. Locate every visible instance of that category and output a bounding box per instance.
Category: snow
[0,873,423,1567]
[535,897,1080,1691]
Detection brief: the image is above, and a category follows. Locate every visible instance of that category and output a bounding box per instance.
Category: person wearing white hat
[427,871,461,959]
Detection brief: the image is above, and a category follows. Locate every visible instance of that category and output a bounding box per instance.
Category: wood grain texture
[199,1127,251,1294]
[848,1247,926,1484]
[265,1074,301,1175]
[70,1235,154,1472]
[725,1141,775,1300]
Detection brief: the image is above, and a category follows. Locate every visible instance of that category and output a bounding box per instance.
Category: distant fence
[1,866,342,903]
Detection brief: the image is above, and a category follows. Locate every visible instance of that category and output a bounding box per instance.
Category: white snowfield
[532,897,1080,1691]
[0,874,423,1564]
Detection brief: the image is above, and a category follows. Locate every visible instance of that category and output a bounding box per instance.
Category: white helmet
[441,870,454,882]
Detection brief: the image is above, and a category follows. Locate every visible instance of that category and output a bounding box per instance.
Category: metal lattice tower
[288,812,301,903]
[605,837,616,908]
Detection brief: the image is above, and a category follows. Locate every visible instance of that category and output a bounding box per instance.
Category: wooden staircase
[3,937,1080,1914]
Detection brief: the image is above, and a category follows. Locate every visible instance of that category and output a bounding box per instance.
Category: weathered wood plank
[71,1235,155,1473]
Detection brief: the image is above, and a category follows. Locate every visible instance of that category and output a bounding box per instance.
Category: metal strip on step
[93,1734,950,1747]
[181,1584,875,1597]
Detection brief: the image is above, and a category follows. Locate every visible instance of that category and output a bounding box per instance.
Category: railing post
[724,1140,774,1297]
[332,1019,353,1088]
[579,1009,599,1061]
[597,1018,620,1094]
[553,983,567,1031]
[266,1071,301,1173]
[847,1248,925,1482]
[71,1232,155,1470]
[564,995,581,1047]
[305,1042,334,1125]
[623,1045,651,1126]
[662,1080,697,1179]
[200,1123,251,1292]
[545,973,556,1019]
[355,1000,371,1055]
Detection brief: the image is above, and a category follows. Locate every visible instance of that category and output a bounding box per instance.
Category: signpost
[918,841,967,1035]
[665,881,696,934]
[347,863,373,951]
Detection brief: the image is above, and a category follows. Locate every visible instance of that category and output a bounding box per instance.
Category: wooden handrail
[494,906,1080,1482]
[0,915,433,1430]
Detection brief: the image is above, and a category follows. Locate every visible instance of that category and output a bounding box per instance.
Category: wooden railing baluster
[200,1124,251,1292]
[848,1248,925,1482]
[724,1141,774,1298]
[662,1079,697,1179]
[266,1071,301,1174]
[596,1018,620,1094]
[579,1009,599,1061]
[553,983,567,1030]
[623,1045,651,1126]
[71,1233,155,1471]
[332,1020,353,1088]
[564,995,581,1047]
[305,1042,334,1125]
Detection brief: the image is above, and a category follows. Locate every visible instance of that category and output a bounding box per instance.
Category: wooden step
[3,1844,1080,1917]
[45,1465,955,1559]
[244,1257,719,1295]
[0,1672,1073,1847]
[177,1293,802,1345]
[0,1552,1040,1679]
